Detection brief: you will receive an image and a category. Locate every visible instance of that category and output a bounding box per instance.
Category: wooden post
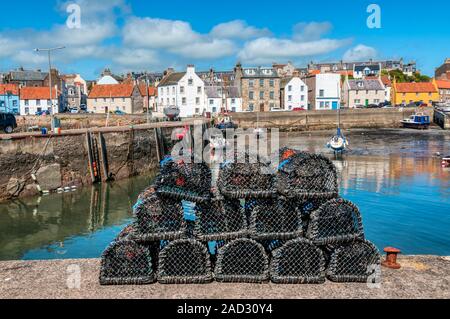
[98,132,110,182]
[86,132,95,183]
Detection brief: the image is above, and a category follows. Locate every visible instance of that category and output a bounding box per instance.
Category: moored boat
[401,113,430,129]
[442,156,450,168]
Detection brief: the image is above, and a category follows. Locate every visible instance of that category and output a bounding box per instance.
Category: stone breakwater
[0,121,201,202]
[0,256,448,299]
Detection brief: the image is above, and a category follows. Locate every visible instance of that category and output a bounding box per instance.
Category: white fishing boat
[327,106,349,153]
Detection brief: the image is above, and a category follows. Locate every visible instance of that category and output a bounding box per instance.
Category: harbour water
[0,129,449,260]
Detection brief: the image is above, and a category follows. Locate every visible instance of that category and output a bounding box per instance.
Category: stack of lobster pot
[100,149,381,286]
[100,157,214,285]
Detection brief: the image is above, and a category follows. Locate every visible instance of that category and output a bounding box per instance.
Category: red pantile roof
[0,84,19,95]
[20,87,59,100]
[381,75,392,87]
[88,84,135,98]
[138,85,158,97]
[394,82,437,93]
[309,70,321,75]
[436,80,450,89]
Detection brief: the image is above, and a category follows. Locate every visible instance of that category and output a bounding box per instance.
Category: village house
[280,76,308,111]
[435,58,450,81]
[435,80,450,103]
[391,80,439,106]
[342,78,386,108]
[273,62,296,78]
[381,75,392,104]
[87,84,144,114]
[157,65,206,118]
[234,63,281,112]
[304,73,341,110]
[63,74,88,110]
[19,86,60,115]
[205,86,242,115]
[0,84,20,114]
[353,63,382,79]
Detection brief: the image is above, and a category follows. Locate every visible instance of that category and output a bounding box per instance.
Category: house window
[95,99,97,103]
[195,108,200,114]
[47,99,51,106]
[209,99,214,105]
[103,98,107,102]
[196,97,200,105]
[288,85,292,92]
[25,107,29,114]
[231,98,236,104]
[288,95,292,102]
[374,99,380,104]
[122,98,125,102]
[270,91,274,100]
[188,79,193,85]
[301,86,305,92]
[232,107,236,112]
[355,99,361,104]
[249,91,254,100]
[197,87,202,94]
[270,103,275,109]
[36,100,41,106]
[301,95,305,101]
[249,103,254,111]
[269,80,274,87]
[260,91,264,99]
[212,107,217,113]
[111,98,115,102]
[320,101,325,108]
[166,88,169,94]
[182,98,186,105]
[180,86,185,93]
[319,89,324,97]
[249,80,254,87]
[260,79,264,86]
[25,100,29,106]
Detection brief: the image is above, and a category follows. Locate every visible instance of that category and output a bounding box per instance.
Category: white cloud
[112,48,160,68]
[293,22,333,41]
[210,20,271,39]
[171,39,237,59]
[343,44,378,61]
[123,17,200,49]
[238,37,351,64]
[123,17,237,60]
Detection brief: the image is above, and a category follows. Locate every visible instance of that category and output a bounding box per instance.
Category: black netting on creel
[158,239,213,284]
[270,238,326,284]
[277,153,339,200]
[217,154,276,199]
[133,189,186,241]
[296,198,330,235]
[306,198,365,245]
[327,240,381,283]
[100,240,156,285]
[248,198,302,240]
[155,160,212,203]
[195,198,248,241]
[214,238,269,283]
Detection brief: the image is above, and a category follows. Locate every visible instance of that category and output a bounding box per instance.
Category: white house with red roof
[87,84,144,114]
[19,86,60,115]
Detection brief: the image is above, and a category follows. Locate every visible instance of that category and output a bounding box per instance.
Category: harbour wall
[230,108,434,131]
[0,122,195,202]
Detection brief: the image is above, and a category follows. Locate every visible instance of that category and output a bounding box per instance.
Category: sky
[0,0,449,80]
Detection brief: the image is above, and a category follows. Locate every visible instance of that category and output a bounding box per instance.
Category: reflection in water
[0,175,155,261]
[0,130,450,259]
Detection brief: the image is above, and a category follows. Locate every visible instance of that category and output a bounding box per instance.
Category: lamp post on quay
[34,46,65,131]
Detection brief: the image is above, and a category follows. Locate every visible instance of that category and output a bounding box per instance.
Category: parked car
[70,108,79,114]
[367,104,380,109]
[114,110,126,115]
[36,110,50,116]
[292,107,306,112]
[0,112,17,134]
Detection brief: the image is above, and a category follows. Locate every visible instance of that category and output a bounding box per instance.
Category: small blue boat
[327,127,349,153]
[401,113,430,130]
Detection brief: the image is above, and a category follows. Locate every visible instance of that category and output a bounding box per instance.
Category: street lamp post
[34,46,65,131]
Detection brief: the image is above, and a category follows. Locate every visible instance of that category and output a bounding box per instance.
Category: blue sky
[0,0,448,79]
